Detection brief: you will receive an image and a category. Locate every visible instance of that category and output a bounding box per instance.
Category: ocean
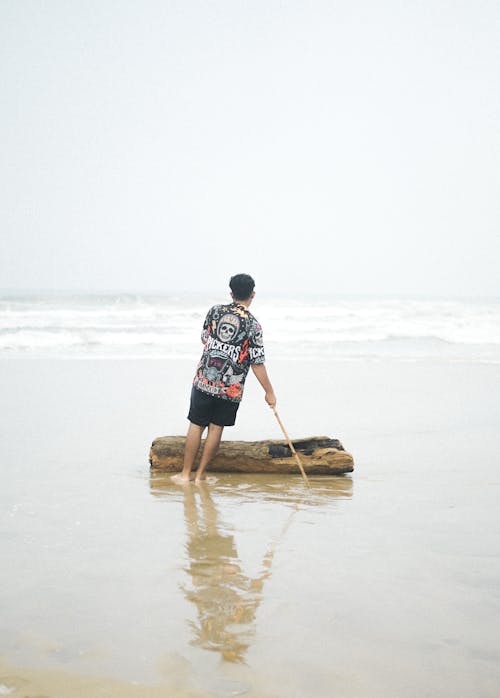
[1,292,499,362]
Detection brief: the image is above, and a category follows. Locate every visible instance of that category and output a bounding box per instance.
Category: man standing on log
[176,273,276,484]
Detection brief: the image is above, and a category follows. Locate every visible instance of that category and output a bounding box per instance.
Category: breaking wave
[1,293,499,362]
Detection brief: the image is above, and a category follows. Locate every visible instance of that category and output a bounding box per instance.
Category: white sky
[1,1,499,297]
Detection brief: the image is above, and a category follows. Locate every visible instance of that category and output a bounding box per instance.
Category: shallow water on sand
[1,358,499,697]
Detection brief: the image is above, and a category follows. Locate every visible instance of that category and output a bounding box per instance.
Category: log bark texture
[149,435,354,475]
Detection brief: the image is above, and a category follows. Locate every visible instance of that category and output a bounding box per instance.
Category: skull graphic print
[217,314,240,343]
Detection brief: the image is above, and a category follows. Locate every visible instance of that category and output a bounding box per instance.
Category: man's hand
[265,390,277,408]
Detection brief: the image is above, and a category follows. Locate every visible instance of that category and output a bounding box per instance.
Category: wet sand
[1,358,499,697]
[0,658,211,698]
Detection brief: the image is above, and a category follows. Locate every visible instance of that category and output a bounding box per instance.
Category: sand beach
[1,349,499,697]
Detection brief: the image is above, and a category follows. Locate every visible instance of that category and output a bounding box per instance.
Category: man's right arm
[201,307,214,344]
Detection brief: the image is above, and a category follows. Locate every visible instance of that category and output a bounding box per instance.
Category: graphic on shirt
[194,303,265,403]
[203,354,245,386]
[217,314,240,343]
[253,325,264,347]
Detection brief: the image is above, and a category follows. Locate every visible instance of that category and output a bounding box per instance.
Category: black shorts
[188,387,240,427]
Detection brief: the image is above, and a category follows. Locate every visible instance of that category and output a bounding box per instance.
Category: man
[176,273,276,484]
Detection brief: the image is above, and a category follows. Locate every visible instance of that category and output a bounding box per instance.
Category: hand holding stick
[272,407,310,486]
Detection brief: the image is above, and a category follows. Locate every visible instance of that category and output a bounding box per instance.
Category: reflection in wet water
[149,474,353,664]
[150,473,353,507]
[181,484,272,662]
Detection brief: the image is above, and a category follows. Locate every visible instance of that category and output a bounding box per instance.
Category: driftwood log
[149,436,354,475]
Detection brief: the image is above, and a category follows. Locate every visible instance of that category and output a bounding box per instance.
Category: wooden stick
[272,407,310,486]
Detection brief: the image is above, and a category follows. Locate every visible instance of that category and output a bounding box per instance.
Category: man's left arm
[251,363,276,408]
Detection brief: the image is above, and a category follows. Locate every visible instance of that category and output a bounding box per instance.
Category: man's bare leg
[195,423,224,484]
[174,422,205,482]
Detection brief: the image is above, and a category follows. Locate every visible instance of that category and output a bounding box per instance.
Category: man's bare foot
[171,473,193,484]
[194,473,207,485]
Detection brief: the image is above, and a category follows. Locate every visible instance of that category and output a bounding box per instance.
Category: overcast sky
[1,1,498,298]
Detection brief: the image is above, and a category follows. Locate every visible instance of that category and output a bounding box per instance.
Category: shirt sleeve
[248,318,266,365]
[201,307,214,345]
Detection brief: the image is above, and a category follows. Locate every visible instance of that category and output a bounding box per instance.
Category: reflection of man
[181,484,273,663]
[176,274,276,484]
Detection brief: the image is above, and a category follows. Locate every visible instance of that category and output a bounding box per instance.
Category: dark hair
[229,273,255,301]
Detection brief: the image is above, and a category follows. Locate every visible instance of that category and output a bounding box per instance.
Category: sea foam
[0,293,499,361]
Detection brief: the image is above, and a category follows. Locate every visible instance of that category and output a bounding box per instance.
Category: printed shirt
[193,302,265,403]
